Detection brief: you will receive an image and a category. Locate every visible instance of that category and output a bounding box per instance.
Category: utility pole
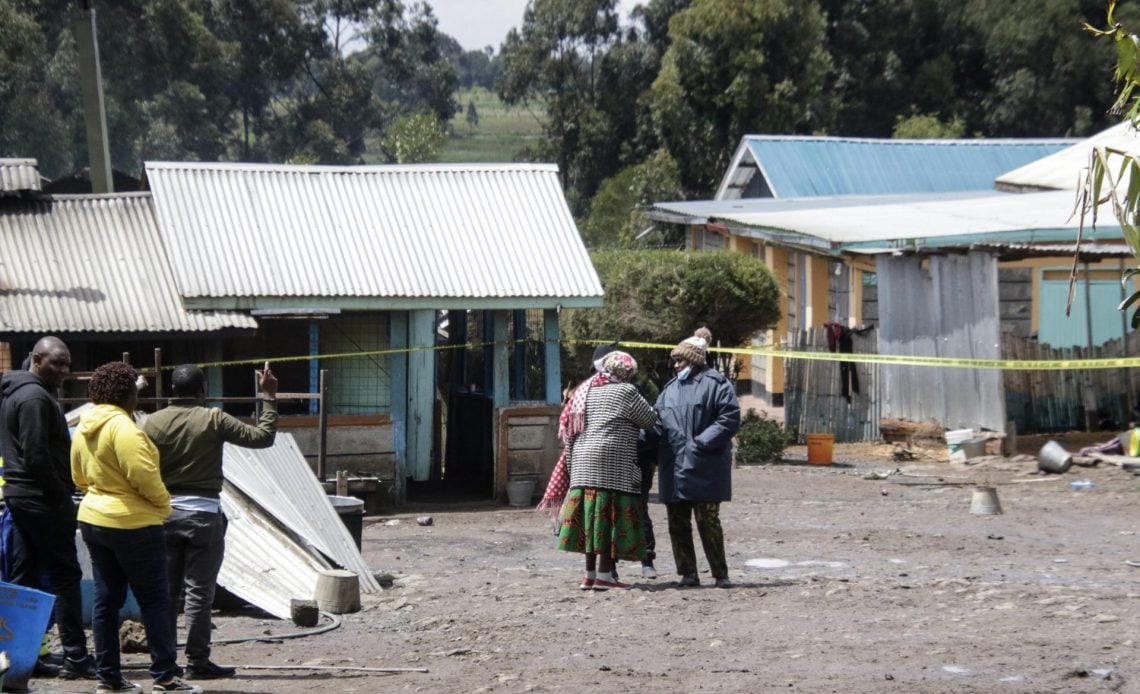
[71,3,113,193]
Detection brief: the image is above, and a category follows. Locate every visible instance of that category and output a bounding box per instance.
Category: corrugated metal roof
[0,193,258,335]
[995,121,1140,192]
[716,136,1073,200]
[651,190,1124,249]
[218,481,330,620]
[144,162,604,309]
[0,159,41,193]
[222,433,380,593]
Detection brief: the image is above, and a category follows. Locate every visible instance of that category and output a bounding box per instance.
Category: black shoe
[678,573,700,587]
[186,660,236,679]
[33,656,61,677]
[714,577,733,589]
[59,654,97,679]
[41,651,65,667]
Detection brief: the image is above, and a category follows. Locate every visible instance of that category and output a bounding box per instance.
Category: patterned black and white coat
[565,383,658,495]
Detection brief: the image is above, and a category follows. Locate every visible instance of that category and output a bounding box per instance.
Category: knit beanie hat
[601,351,637,382]
[671,327,712,364]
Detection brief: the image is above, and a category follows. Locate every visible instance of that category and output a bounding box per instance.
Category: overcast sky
[429,0,643,52]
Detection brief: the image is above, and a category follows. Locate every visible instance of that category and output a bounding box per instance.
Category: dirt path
[35,444,1140,694]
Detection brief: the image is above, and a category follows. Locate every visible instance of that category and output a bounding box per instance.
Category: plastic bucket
[962,437,987,460]
[328,495,365,550]
[506,479,537,507]
[805,434,834,465]
[1037,440,1072,474]
[969,486,1003,515]
[945,429,973,462]
[0,581,55,689]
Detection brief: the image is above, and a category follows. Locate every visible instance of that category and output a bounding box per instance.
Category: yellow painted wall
[764,245,789,396]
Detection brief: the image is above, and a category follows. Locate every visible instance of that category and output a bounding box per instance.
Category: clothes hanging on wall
[823,322,872,404]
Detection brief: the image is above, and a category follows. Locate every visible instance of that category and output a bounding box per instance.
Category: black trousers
[6,495,88,660]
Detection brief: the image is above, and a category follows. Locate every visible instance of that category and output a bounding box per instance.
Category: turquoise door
[1038,271,1130,348]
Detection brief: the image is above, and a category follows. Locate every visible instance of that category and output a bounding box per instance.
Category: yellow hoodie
[71,404,171,529]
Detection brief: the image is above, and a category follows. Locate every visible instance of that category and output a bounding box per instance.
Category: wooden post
[153,347,163,410]
[543,309,561,405]
[318,369,329,482]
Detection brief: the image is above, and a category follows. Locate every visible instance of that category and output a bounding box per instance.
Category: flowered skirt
[556,487,645,561]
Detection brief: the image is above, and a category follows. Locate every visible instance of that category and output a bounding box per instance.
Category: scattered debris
[120,620,148,653]
[416,516,434,526]
[863,469,897,480]
[891,444,916,462]
[290,599,320,628]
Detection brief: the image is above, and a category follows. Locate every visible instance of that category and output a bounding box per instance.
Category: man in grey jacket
[649,328,740,589]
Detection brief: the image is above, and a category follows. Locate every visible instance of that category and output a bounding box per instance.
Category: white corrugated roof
[653,190,1119,248]
[995,121,1140,191]
[222,433,380,593]
[218,482,330,620]
[0,159,41,193]
[145,161,603,309]
[0,193,257,335]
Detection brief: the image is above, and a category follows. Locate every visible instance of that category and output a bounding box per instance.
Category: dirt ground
[33,434,1140,694]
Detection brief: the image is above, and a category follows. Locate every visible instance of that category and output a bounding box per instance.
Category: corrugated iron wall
[878,253,1006,432]
[783,327,880,443]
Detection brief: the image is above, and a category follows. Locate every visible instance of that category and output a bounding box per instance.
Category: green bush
[735,409,790,464]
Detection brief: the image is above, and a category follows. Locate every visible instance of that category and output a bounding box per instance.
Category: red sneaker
[592,577,630,590]
[579,577,595,590]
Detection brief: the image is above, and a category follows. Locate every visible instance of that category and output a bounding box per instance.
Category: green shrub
[735,409,790,464]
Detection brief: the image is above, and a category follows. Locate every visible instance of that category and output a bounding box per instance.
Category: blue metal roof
[736,136,1074,198]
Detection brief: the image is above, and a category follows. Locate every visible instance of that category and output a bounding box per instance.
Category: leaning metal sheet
[217,482,329,619]
[222,433,380,592]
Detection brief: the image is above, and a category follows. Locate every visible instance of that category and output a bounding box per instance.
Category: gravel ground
[30,437,1140,694]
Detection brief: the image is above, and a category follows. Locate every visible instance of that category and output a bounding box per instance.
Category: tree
[465,99,479,129]
[646,0,834,196]
[0,0,74,177]
[380,111,447,162]
[562,249,780,389]
[1080,0,1140,324]
[892,112,967,139]
[578,149,682,248]
[497,0,622,207]
[963,0,1131,137]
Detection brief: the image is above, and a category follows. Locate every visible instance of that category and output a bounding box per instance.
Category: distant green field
[439,87,545,163]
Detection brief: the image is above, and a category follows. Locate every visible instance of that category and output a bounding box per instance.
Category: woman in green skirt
[556,351,657,590]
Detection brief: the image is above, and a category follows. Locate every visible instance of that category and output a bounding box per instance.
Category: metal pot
[1037,440,1072,474]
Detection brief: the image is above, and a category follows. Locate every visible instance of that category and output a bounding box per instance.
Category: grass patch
[440,87,545,163]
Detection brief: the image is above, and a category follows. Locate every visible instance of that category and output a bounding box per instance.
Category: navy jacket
[0,370,73,499]
[651,366,740,503]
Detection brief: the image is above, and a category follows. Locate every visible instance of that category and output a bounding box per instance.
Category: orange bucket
[806,433,834,465]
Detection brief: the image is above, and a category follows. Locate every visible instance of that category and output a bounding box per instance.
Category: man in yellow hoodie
[71,361,200,693]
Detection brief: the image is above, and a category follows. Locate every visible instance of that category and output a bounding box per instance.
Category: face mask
[677,366,692,381]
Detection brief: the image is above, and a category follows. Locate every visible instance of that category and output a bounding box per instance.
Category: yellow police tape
[179,338,1140,372]
[612,340,1140,371]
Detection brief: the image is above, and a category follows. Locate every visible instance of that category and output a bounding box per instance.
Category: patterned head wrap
[602,351,637,382]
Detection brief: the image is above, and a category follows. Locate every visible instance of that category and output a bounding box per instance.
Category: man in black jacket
[0,336,94,681]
